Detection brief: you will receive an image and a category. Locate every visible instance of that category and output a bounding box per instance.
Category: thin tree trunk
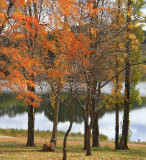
[83,94,89,150]
[115,58,120,149]
[85,84,93,156]
[77,81,93,155]
[50,83,61,147]
[50,99,60,147]
[115,0,121,150]
[115,102,120,149]
[63,92,74,160]
[83,119,88,150]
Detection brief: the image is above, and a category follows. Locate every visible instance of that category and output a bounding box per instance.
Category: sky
[141,4,146,30]
[141,4,146,16]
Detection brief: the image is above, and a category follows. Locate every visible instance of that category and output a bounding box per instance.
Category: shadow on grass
[0,142,42,153]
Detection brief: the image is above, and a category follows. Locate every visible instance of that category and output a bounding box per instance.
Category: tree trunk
[115,0,121,150]
[115,102,120,149]
[119,59,130,150]
[63,92,74,160]
[119,0,132,150]
[92,113,99,147]
[50,99,60,147]
[50,83,61,147]
[83,119,88,150]
[115,58,120,150]
[26,104,35,146]
[119,99,130,150]
[92,81,100,147]
[86,127,91,156]
[83,95,89,150]
[79,82,93,155]
[26,84,35,147]
[85,84,93,156]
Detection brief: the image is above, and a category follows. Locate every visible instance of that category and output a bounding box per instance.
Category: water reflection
[0,92,146,141]
[0,93,85,123]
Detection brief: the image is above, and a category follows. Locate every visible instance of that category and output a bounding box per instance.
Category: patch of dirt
[0,135,44,143]
[0,135,15,139]
[0,135,145,148]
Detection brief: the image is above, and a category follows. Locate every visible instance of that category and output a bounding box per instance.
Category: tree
[120,0,144,149]
[107,0,125,150]
[50,83,61,147]
[1,0,49,146]
[80,0,124,149]
[14,1,43,146]
[46,29,91,159]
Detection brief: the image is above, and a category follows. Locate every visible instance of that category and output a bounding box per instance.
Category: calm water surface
[0,82,146,142]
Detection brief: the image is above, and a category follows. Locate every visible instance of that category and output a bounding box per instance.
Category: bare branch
[100,60,146,89]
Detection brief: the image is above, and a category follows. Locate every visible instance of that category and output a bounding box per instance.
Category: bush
[99,134,108,141]
[10,129,16,136]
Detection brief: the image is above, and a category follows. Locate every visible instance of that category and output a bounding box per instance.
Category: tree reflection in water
[0,93,146,141]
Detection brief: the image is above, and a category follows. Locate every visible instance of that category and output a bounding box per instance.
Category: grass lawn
[0,129,146,159]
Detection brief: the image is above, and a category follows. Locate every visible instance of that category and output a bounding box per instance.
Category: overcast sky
[141,4,146,30]
[141,4,146,15]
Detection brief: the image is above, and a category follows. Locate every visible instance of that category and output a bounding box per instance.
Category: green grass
[0,129,146,159]
[0,142,146,159]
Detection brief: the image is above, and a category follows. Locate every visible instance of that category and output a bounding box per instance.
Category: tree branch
[100,60,146,89]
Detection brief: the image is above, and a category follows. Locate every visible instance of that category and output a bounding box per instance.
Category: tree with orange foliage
[40,6,93,157]
[1,0,80,149]
[1,0,49,146]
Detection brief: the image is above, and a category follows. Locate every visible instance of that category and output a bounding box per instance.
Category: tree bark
[92,81,100,147]
[85,85,93,156]
[92,113,99,147]
[115,102,120,149]
[83,119,88,150]
[83,95,89,150]
[26,84,35,147]
[119,59,130,150]
[86,126,91,156]
[115,0,121,150]
[26,104,35,146]
[77,80,93,155]
[115,58,120,150]
[50,83,61,147]
[50,99,60,147]
[63,91,74,160]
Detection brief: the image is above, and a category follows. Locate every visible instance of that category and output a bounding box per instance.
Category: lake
[0,82,146,142]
